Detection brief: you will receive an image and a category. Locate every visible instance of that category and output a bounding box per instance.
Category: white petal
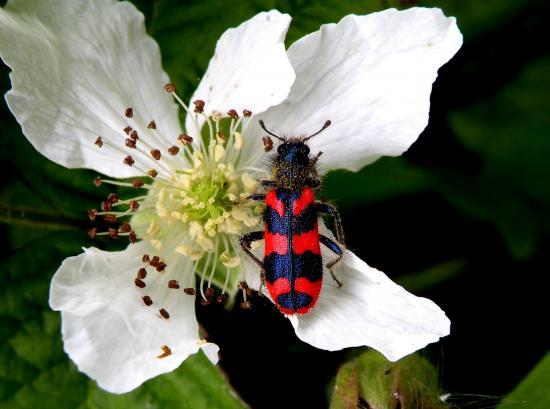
[49,242,212,393]
[255,7,462,173]
[0,0,183,178]
[287,250,450,361]
[185,10,295,136]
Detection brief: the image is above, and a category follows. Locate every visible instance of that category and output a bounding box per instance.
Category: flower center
[89,84,266,307]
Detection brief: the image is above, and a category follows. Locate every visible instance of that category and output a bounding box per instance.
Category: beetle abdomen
[264,188,322,315]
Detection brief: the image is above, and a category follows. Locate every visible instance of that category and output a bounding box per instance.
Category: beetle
[240,120,345,315]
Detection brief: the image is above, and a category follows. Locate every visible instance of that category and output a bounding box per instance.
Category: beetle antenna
[259,120,286,142]
[303,120,331,141]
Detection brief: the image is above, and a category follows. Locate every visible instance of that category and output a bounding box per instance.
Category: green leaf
[448,55,550,258]
[330,350,446,409]
[329,361,359,409]
[496,353,550,409]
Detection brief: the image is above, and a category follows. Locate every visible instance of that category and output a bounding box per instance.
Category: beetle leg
[247,193,266,201]
[316,202,345,246]
[260,179,277,188]
[239,231,266,290]
[319,234,344,288]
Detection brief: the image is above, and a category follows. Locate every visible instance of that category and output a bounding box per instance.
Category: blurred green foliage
[1,0,549,408]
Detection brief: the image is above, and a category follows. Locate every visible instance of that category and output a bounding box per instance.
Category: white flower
[0,0,462,394]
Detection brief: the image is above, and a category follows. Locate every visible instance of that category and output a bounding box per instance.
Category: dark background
[1,1,548,408]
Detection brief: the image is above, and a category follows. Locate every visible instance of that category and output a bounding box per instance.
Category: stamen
[123,126,132,135]
[137,268,147,279]
[134,278,146,288]
[129,200,140,210]
[129,231,137,243]
[156,262,167,272]
[242,109,252,117]
[168,145,180,155]
[130,130,139,141]
[103,214,117,224]
[159,308,170,319]
[107,193,119,203]
[184,288,196,295]
[147,120,157,129]
[150,256,160,267]
[178,134,193,145]
[132,179,145,188]
[164,83,176,93]
[88,228,97,239]
[142,254,150,263]
[193,100,205,113]
[142,295,153,306]
[157,345,172,358]
[95,136,103,147]
[168,280,180,289]
[125,107,133,118]
[119,222,132,233]
[125,138,137,148]
[88,209,98,221]
[108,228,118,238]
[151,149,161,160]
[123,155,135,166]
[227,109,238,119]
[148,169,158,178]
[263,136,273,152]
[101,201,112,212]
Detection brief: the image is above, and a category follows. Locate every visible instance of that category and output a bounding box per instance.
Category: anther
[193,100,205,113]
[201,298,211,306]
[125,138,137,148]
[217,132,225,141]
[132,179,144,188]
[227,109,238,119]
[123,155,135,166]
[184,288,196,295]
[108,228,118,238]
[107,193,119,204]
[101,201,112,212]
[125,107,133,118]
[178,134,193,145]
[94,177,102,187]
[103,214,117,224]
[205,287,215,298]
[129,231,137,243]
[95,136,103,147]
[119,222,132,233]
[150,149,161,160]
[240,301,252,310]
[159,308,170,319]
[156,262,167,272]
[148,169,158,178]
[137,268,147,279]
[157,345,172,359]
[238,281,249,290]
[130,130,139,141]
[147,120,157,129]
[216,293,229,304]
[123,126,132,135]
[246,288,256,298]
[135,278,146,288]
[129,200,139,211]
[88,228,97,239]
[88,209,98,221]
[262,136,273,152]
[168,145,180,155]
[142,254,150,263]
[164,83,176,93]
[142,295,153,306]
[243,109,252,117]
[150,256,160,267]
[168,280,180,289]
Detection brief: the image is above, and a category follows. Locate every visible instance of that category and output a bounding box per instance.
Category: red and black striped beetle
[240,120,345,315]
